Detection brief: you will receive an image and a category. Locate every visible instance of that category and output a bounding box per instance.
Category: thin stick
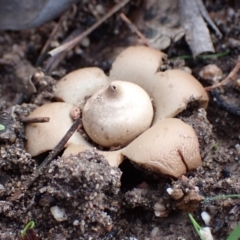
[36,13,66,66]
[48,0,131,57]
[20,116,50,123]
[45,27,83,73]
[10,117,82,201]
[205,60,240,91]
[119,12,150,46]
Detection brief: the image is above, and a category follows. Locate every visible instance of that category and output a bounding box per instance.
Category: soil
[1,1,240,239]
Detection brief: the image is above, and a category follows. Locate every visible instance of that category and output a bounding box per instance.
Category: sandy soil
[0,1,240,239]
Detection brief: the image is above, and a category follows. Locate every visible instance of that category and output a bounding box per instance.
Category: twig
[10,117,82,201]
[35,13,66,66]
[48,0,131,57]
[36,14,66,66]
[20,116,50,123]
[45,27,83,73]
[205,60,240,91]
[119,13,150,46]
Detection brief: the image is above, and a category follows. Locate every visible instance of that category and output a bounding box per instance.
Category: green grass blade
[227,223,240,240]
[21,221,35,237]
[204,194,240,202]
[188,213,205,240]
[170,50,230,60]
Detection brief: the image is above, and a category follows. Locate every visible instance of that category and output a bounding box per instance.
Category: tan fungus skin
[25,102,90,157]
[26,46,209,177]
[122,118,201,178]
[54,67,109,106]
[109,45,167,94]
[151,69,209,122]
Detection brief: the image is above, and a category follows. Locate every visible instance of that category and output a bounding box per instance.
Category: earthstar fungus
[25,46,209,178]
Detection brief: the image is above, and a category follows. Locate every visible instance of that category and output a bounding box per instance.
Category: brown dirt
[1,1,240,239]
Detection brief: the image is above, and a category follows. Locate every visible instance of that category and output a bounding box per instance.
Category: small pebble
[50,206,68,222]
[73,220,79,226]
[166,187,174,195]
[199,64,223,82]
[201,211,211,225]
[199,227,214,240]
[150,227,160,237]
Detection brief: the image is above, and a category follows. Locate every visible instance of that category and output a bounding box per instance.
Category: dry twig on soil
[36,13,67,66]
[205,60,240,91]
[48,0,131,57]
[119,12,150,46]
[20,116,50,123]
